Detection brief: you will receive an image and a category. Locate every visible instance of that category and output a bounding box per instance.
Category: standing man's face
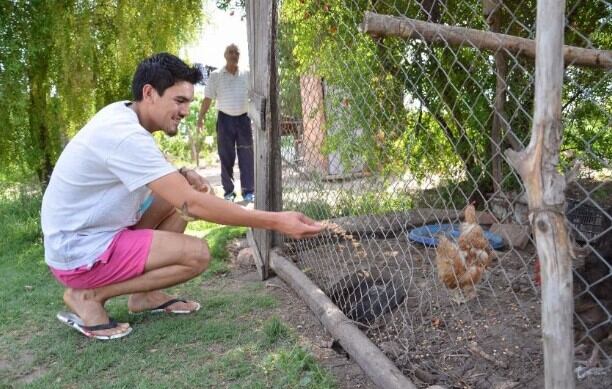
[225,46,240,66]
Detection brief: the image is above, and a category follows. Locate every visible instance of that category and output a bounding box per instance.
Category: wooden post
[246,0,281,279]
[270,250,417,389]
[505,0,574,387]
[360,12,612,69]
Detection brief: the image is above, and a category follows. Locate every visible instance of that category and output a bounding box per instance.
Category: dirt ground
[221,239,378,389]
[194,166,376,388]
[202,163,611,388]
[279,232,612,389]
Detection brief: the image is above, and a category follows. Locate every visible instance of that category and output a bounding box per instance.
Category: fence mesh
[274,1,611,387]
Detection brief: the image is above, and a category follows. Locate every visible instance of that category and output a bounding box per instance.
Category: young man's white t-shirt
[41,101,176,271]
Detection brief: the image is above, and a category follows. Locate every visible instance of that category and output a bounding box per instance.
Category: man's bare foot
[127,290,200,313]
[63,288,130,337]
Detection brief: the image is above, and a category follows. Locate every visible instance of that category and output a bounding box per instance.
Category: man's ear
[142,84,158,103]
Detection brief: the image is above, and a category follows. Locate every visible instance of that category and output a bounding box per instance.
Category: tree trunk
[484,0,509,195]
[188,130,199,167]
[28,65,53,190]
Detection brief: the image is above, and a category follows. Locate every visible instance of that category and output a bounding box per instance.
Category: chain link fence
[274,0,611,387]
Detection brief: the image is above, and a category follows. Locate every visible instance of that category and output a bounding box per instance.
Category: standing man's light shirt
[204,67,249,116]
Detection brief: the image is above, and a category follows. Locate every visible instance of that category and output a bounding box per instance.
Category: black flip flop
[136,298,201,314]
[56,311,132,340]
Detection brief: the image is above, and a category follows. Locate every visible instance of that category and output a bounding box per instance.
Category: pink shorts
[50,229,154,289]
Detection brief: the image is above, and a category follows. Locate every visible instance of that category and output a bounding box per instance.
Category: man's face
[149,81,194,136]
[225,46,240,66]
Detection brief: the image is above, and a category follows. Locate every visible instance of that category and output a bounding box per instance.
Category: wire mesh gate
[250,0,611,387]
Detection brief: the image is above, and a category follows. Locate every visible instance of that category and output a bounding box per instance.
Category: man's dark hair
[131,53,203,101]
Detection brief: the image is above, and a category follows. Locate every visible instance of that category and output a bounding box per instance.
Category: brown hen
[436,204,493,303]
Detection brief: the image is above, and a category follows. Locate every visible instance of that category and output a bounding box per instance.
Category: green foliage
[215,0,245,13]
[0,187,43,265]
[563,94,612,170]
[281,0,404,174]
[0,0,205,187]
[288,199,334,220]
[336,190,414,216]
[285,188,414,220]
[278,0,610,195]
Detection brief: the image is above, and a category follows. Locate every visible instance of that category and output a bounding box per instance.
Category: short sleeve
[106,132,176,192]
[204,72,217,99]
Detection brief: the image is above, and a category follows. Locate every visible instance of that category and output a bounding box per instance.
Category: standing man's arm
[198,70,217,133]
[196,97,213,132]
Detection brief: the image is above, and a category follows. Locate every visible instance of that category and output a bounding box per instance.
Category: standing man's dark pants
[216,111,254,197]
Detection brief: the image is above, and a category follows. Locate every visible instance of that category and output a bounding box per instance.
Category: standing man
[42,52,322,340]
[196,44,254,203]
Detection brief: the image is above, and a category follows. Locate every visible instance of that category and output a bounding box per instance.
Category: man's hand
[181,168,214,195]
[274,211,324,240]
[196,98,212,132]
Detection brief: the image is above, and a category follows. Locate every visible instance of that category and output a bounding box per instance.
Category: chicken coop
[245,1,611,388]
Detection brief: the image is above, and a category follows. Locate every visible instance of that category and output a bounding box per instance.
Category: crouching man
[41,53,322,340]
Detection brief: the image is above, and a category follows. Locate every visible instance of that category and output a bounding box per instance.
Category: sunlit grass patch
[187,220,247,277]
[0,190,336,388]
[263,315,290,346]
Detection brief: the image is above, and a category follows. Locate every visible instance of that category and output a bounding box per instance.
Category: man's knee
[186,239,210,275]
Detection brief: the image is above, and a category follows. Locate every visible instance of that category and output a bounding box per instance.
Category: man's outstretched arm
[148,172,323,239]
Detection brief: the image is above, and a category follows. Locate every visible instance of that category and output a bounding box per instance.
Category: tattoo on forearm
[179,167,189,177]
[176,202,196,222]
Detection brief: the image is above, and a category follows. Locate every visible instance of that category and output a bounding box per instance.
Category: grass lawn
[0,191,336,388]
